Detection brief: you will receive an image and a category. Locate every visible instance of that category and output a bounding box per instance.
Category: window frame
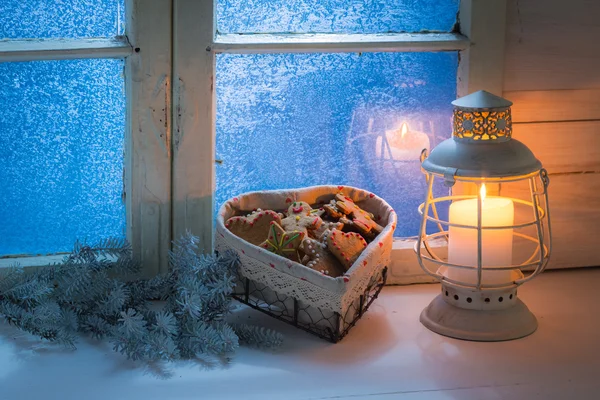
[172,0,508,282]
[1,0,508,282]
[0,0,172,276]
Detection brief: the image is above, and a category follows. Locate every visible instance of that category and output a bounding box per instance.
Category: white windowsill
[0,238,440,285]
[0,268,597,399]
[0,254,67,269]
[388,238,440,285]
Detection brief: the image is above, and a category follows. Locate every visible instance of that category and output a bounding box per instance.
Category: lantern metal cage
[414,90,552,342]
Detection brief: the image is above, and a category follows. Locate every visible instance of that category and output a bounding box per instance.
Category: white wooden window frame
[1,0,507,283]
[0,0,172,276]
[173,0,508,284]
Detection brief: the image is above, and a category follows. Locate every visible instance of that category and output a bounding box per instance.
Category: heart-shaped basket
[215,185,397,341]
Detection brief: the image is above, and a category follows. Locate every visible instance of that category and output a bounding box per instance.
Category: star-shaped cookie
[260,221,305,262]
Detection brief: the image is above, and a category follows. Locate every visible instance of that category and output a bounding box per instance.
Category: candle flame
[400,122,408,139]
[480,183,487,203]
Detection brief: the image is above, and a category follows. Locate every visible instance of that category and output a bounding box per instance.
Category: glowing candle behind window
[446,184,515,285]
[377,122,430,161]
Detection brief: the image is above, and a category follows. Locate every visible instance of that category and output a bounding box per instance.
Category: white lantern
[415,90,552,341]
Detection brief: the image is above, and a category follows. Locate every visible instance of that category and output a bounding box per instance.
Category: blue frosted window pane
[0,0,125,39]
[0,59,126,256]
[216,52,456,237]
[218,0,459,34]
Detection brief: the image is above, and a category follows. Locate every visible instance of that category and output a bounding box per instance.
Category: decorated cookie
[225,210,282,246]
[326,229,368,270]
[331,194,384,237]
[299,238,345,278]
[323,199,345,219]
[310,220,344,240]
[338,216,377,242]
[260,221,305,261]
[280,201,324,236]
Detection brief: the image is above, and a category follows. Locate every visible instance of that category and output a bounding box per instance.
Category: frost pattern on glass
[218,0,459,34]
[0,0,125,39]
[216,52,457,237]
[0,59,126,256]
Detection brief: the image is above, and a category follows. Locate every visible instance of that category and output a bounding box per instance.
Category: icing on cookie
[299,238,345,278]
[326,228,368,270]
[280,201,324,236]
[260,221,305,261]
[225,210,281,246]
[330,194,384,237]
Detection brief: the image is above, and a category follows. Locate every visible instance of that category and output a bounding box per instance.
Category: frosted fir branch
[0,233,283,362]
[232,324,284,349]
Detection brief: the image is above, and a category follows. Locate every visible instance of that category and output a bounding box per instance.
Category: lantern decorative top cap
[452,90,513,142]
[422,90,542,178]
[451,90,513,109]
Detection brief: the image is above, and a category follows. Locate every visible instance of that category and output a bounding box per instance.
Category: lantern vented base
[420,294,538,342]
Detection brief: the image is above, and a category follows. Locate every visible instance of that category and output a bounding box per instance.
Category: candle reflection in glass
[376,122,430,162]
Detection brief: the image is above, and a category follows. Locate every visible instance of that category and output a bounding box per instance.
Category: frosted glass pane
[0,59,126,256]
[0,0,125,39]
[218,0,459,34]
[216,52,457,237]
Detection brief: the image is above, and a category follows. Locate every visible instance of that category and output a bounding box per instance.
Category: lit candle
[446,184,515,285]
[377,122,430,161]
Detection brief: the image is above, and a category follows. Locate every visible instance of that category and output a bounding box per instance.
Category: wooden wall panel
[507,89,600,123]
[503,173,600,269]
[504,0,600,91]
[512,121,600,173]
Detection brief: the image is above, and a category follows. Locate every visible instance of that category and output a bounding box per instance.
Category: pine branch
[0,233,282,362]
[232,324,284,349]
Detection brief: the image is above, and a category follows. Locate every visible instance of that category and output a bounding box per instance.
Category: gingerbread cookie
[226,210,282,246]
[260,221,305,262]
[280,201,323,236]
[323,199,345,219]
[338,216,377,241]
[331,194,384,238]
[309,220,344,240]
[299,238,345,278]
[326,228,368,270]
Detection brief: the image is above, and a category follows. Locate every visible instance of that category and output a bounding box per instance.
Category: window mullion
[125,0,173,276]
[172,0,216,254]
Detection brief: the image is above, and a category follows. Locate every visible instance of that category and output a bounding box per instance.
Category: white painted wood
[388,240,438,285]
[213,32,469,53]
[1,269,600,399]
[172,0,215,254]
[0,254,67,269]
[457,0,508,97]
[508,89,600,123]
[0,37,132,62]
[125,0,172,276]
[504,0,600,91]
[512,121,600,174]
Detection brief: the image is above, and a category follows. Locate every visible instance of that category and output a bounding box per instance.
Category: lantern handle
[539,168,550,193]
[419,148,428,163]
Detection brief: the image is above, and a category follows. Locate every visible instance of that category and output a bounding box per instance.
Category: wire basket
[232,266,387,343]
